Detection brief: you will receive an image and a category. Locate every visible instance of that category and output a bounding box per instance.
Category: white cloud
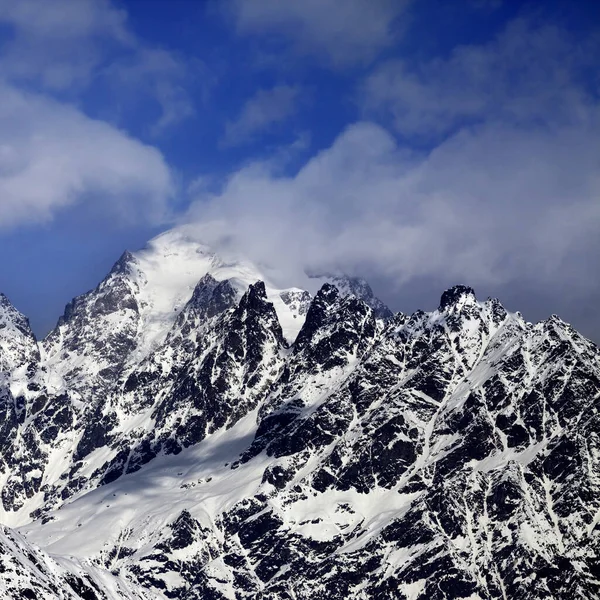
[0,83,173,229]
[363,18,599,137]
[187,13,600,340]
[228,0,411,67]
[0,0,131,90]
[0,0,197,133]
[186,116,600,296]
[223,85,301,146]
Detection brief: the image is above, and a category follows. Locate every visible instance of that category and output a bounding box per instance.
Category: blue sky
[0,0,599,340]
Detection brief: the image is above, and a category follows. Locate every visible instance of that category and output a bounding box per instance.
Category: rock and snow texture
[0,229,599,599]
[0,524,155,599]
[0,294,39,375]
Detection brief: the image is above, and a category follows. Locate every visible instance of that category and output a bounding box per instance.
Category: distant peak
[439,285,477,311]
[545,313,572,330]
[0,292,17,308]
[0,292,16,313]
[182,274,239,322]
[330,275,371,296]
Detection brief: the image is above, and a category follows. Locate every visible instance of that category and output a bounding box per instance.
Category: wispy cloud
[0,82,173,229]
[103,47,203,135]
[226,0,411,67]
[0,0,131,90]
[0,0,199,133]
[223,84,301,147]
[363,18,599,138]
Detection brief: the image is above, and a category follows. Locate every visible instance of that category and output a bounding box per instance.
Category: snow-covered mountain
[0,227,598,599]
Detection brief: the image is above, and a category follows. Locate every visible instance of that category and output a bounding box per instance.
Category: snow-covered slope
[20,283,600,599]
[0,294,38,395]
[0,523,155,599]
[0,229,598,599]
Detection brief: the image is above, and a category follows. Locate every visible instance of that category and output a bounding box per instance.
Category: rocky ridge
[0,229,598,599]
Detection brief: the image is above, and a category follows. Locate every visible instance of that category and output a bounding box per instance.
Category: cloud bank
[187,118,599,289]
[186,16,600,337]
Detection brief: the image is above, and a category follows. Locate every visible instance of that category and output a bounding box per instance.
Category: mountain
[0,227,598,599]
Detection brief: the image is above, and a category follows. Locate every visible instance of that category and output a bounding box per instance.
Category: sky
[0,0,599,342]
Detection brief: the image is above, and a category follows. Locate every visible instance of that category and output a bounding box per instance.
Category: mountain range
[0,226,598,599]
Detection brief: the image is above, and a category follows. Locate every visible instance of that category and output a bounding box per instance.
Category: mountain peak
[0,293,35,340]
[308,274,392,319]
[330,276,393,319]
[439,284,477,311]
[239,280,269,311]
[316,282,341,304]
[109,250,137,276]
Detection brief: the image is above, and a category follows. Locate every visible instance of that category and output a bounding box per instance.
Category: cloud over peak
[187,107,599,306]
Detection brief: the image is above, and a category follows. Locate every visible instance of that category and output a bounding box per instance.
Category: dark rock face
[0,263,599,600]
[148,280,286,451]
[280,289,312,317]
[42,251,141,400]
[438,284,477,311]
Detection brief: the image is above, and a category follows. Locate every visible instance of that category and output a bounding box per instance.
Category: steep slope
[0,295,65,519]
[0,294,40,422]
[0,293,39,380]
[16,282,600,600]
[0,523,154,599]
[67,280,287,499]
[0,228,389,522]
